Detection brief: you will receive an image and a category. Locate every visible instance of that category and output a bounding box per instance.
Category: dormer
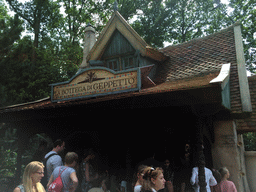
[79,11,167,73]
[100,29,137,71]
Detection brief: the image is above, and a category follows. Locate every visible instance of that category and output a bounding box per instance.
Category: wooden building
[1,9,256,192]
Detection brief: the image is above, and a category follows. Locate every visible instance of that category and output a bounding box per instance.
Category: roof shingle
[158,25,237,82]
[157,24,241,114]
[237,75,256,133]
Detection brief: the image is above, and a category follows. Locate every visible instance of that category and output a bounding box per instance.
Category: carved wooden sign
[50,67,141,102]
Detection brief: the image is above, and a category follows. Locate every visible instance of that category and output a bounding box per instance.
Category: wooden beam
[234,24,252,113]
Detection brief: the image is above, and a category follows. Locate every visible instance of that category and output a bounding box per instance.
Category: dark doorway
[58,105,208,182]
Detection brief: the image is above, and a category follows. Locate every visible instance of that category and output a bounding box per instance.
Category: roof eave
[0,97,50,111]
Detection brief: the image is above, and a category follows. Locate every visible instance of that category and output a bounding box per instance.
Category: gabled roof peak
[86,11,167,62]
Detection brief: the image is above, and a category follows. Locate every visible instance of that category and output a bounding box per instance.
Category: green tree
[0,123,17,178]
[0,0,23,107]
[6,0,61,64]
[243,132,256,151]
[204,1,233,35]
[0,36,72,105]
[49,0,100,76]
[167,0,232,44]
[115,0,139,20]
[59,0,95,44]
[0,0,23,57]
[130,0,231,47]
[132,0,175,48]
[229,0,256,73]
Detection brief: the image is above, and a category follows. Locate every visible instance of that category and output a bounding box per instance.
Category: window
[106,59,119,71]
[122,56,134,70]
[105,55,136,71]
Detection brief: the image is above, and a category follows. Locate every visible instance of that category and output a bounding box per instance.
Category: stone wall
[245,151,256,191]
[212,120,250,191]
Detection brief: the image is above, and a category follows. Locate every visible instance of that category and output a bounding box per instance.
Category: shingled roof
[237,75,256,133]
[157,23,244,115]
[158,26,236,82]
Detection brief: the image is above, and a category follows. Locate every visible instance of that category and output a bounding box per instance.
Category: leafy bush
[243,132,256,151]
[0,149,17,177]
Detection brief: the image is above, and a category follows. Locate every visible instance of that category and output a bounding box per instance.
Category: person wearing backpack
[47,152,79,192]
[41,139,65,188]
[13,161,46,192]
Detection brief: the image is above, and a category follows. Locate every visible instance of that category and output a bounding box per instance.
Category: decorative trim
[210,63,231,109]
[234,25,252,113]
[210,63,231,90]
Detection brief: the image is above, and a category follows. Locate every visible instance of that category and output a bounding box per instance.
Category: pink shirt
[213,180,237,192]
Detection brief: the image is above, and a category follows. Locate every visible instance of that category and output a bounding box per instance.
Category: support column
[238,134,250,191]
[195,117,207,192]
[212,120,249,192]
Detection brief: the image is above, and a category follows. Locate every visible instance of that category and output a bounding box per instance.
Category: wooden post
[195,117,207,192]
[198,149,207,192]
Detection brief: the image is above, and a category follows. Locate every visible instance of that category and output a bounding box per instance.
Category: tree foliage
[131,0,234,47]
[0,36,70,105]
[167,0,216,44]
[0,0,22,59]
[0,123,17,178]
[6,0,61,64]
[243,132,256,151]
[132,0,173,47]
[0,0,23,107]
[0,12,22,55]
[229,0,256,73]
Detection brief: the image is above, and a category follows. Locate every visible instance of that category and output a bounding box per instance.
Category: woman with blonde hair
[14,161,46,192]
[134,165,148,192]
[141,167,166,192]
[214,167,237,192]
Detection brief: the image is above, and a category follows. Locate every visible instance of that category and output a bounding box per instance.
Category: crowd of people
[13,139,237,192]
[134,164,237,192]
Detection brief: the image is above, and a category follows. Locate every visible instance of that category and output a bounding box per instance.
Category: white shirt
[134,186,157,192]
[134,185,141,192]
[190,167,217,192]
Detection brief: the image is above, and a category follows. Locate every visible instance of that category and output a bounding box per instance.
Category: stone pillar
[80,23,96,69]
[237,134,250,192]
[212,120,250,192]
[245,151,256,191]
